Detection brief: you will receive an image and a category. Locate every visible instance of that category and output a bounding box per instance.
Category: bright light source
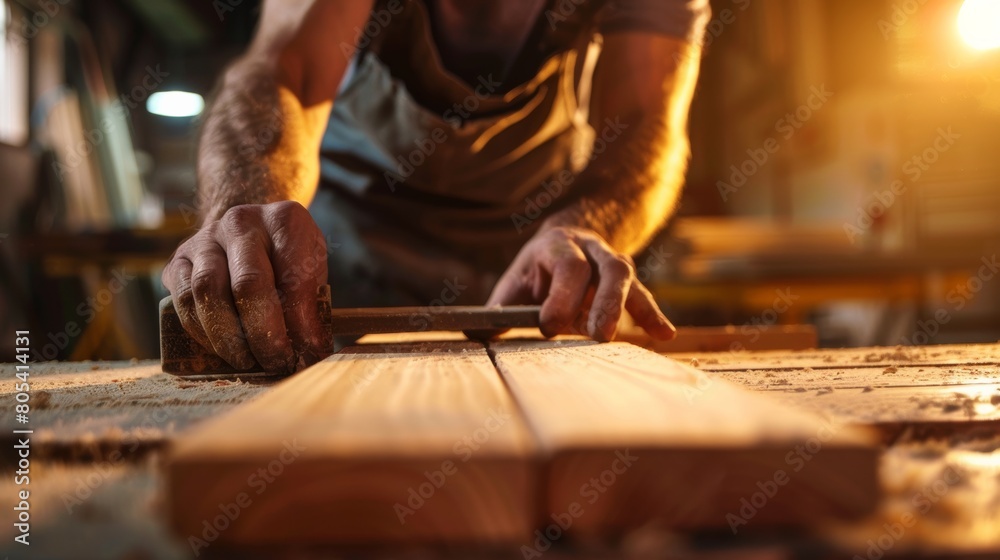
[146,91,205,117]
[958,0,1000,51]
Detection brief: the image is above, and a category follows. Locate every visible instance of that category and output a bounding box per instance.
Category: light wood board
[489,340,880,534]
[166,338,880,544]
[168,342,537,544]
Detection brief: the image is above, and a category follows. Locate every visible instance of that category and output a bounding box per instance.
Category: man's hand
[162,201,329,373]
[487,226,676,342]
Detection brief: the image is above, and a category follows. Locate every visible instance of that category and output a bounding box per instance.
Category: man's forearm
[542,110,688,255]
[542,33,701,256]
[196,62,322,223]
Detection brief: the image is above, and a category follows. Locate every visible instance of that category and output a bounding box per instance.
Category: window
[0,0,29,146]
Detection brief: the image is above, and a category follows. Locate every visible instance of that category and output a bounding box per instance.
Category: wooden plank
[5,443,998,559]
[489,340,880,535]
[765,383,1000,443]
[167,342,537,545]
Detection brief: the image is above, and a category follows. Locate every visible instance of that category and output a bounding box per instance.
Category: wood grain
[168,342,537,545]
[489,340,880,535]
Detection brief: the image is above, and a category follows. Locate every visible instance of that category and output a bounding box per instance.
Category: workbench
[1,341,998,559]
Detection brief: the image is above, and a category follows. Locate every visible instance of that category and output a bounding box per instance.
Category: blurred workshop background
[0,0,998,360]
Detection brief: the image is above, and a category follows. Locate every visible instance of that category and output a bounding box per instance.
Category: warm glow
[958,0,1000,50]
[146,91,205,118]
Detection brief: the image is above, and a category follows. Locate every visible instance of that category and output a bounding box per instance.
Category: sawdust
[828,434,1000,552]
[863,346,925,363]
[908,392,983,418]
[1,364,274,451]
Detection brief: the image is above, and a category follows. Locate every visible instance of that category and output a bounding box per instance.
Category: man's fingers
[272,228,330,368]
[625,280,676,341]
[473,272,533,342]
[164,256,214,352]
[189,243,257,370]
[538,244,592,338]
[224,232,296,373]
[579,239,632,342]
[485,272,533,307]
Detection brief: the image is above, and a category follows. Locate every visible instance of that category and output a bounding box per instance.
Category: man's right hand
[162,201,329,374]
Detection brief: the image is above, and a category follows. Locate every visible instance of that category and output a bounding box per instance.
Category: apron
[315,0,606,308]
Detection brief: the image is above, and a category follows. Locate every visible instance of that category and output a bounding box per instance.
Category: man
[162,0,709,373]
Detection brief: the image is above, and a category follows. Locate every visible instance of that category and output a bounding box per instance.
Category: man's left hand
[487,226,677,341]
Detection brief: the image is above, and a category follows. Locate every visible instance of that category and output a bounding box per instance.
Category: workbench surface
[1,342,998,559]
